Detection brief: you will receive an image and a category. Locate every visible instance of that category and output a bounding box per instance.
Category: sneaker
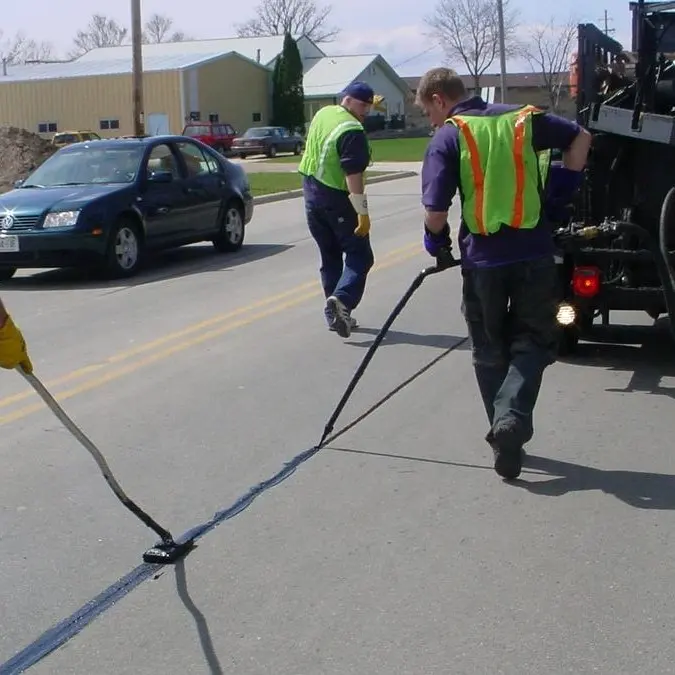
[329,316,358,333]
[486,422,524,480]
[326,296,354,338]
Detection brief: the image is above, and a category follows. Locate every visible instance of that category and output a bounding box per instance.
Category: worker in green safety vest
[298,82,384,339]
[415,66,591,480]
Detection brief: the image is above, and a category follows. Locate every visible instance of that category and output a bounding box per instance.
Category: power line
[392,45,438,69]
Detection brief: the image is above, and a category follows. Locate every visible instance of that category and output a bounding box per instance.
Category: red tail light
[572,266,601,298]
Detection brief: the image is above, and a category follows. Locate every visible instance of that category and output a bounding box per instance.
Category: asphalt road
[1,177,674,674]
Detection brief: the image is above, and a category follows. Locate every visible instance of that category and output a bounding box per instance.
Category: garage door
[146,113,170,136]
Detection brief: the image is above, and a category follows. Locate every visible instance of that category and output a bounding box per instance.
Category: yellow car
[52,131,102,147]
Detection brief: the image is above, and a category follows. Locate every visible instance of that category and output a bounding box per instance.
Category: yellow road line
[0,241,421,412]
[0,244,424,426]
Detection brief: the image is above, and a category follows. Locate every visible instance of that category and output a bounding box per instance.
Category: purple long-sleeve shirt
[421,96,582,268]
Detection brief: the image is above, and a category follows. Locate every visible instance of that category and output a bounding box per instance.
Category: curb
[253,170,418,205]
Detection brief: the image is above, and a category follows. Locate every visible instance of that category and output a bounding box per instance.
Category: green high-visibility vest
[446,105,547,236]
[298,105,369,192]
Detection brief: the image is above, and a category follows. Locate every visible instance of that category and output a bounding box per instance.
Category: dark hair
[415,67,466,105]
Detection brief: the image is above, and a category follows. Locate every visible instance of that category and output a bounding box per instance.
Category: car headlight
[43,210,80,228]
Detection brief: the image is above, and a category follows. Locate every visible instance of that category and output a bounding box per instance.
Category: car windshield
[243,128,273,138]
[184,126,211,136]
[54,133,79,144]
[22,146,144,187]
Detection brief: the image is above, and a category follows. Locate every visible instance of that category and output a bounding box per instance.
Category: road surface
[1,177,674,674]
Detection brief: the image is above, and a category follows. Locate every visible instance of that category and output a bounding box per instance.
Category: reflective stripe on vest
[316,119,363,182]
[298,105,366,192]
[448,104,544,236]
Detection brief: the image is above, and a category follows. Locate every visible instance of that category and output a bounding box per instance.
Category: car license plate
[0,235,18,252]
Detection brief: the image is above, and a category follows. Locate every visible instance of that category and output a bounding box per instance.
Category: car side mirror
[13,179,24,188]
[147,170,173,184]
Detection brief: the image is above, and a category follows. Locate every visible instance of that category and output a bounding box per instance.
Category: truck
[551,0,675,354]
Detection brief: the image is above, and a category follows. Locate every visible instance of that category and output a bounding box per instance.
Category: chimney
[256,49,261,62]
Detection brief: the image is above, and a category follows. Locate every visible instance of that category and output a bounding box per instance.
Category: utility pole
[599,9,615,36]
[496,0,508,102]
[131,0,145,136]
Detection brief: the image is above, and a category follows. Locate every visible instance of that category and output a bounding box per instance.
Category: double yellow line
[0,241,424,426]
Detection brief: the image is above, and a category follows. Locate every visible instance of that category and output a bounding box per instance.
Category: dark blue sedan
[0,135,254,279]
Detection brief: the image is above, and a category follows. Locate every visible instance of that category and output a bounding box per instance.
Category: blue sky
[2,0,632,76]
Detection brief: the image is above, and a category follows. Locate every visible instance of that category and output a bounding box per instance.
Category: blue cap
[341,81,375,104]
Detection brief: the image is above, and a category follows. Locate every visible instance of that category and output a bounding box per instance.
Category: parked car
[0,135,253,280]
[232,126,304,158]
[181,122,238,154]
[52,130,102,147]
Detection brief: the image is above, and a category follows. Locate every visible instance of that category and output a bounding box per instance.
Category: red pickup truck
[181,122,237,154]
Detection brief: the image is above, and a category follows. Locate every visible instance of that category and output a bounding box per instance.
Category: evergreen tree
[282,33,306,133]
[271,55,286,127]
[271,33,305,133]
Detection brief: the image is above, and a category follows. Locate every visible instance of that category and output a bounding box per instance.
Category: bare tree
[425,0,521,90]
[70,14,128,57]
[522,17,577,111]
[235,0,339,43]
[0,31,54,65]
[142,13,191,44]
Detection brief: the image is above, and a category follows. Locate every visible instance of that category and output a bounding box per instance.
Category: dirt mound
[0,126,56,194]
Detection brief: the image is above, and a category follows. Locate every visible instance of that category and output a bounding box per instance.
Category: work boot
[486,421,524,480]
[326,296,355,338]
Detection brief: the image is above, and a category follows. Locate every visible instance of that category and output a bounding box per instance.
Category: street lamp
[496,0,508,102]
[131,0,145,136]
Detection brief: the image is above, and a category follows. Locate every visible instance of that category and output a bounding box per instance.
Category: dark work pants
[461,256,559,448]
[306,204,375,314]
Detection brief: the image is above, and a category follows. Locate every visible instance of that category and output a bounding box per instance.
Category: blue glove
[424,222,455,268]
[547,165,583,202]
[424,222,452,257]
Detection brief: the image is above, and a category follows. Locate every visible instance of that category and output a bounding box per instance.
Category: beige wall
[195,57,270,135]
[0,71,182,138]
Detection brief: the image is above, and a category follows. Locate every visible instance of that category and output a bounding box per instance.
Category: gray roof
[303,54,379,97]
[75,35,289,67]
[0,51,260,83]
[303,54,411,98]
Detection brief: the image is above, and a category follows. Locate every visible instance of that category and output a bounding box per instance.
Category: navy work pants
[461,256,559,448]
[306,204,375,314]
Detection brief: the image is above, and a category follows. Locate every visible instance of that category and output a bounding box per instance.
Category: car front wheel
[104,218,144,278]
[213,201,245,253]
[0,267,17,282]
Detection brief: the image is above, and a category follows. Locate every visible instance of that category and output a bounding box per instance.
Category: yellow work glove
[0,315,33,373]
[349,193,371,237]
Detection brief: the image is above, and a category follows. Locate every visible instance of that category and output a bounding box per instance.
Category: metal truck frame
[552,0,675,354]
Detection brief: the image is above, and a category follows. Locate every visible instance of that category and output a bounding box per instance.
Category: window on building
[100,119,120,130]
[38,122,57,133]
[252,112,261,122]
[208,113,219,123]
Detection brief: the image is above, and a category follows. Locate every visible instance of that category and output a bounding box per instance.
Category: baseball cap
[341,81,375,104]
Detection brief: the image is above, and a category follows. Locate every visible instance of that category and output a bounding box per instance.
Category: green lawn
[256,136,431,165]
[247,171,390,196]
